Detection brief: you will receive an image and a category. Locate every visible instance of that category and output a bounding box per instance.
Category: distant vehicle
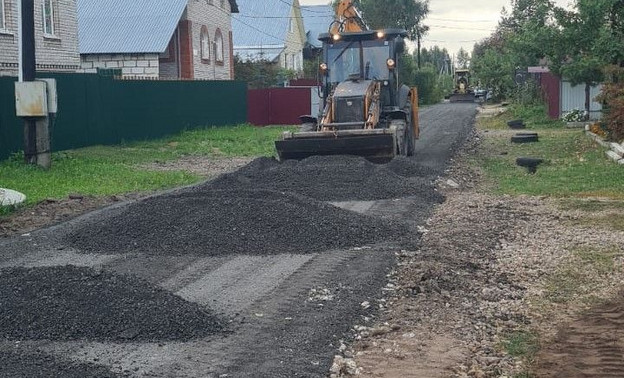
[449,69,475,103]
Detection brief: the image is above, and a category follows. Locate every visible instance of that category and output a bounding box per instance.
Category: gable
[77,0,188,54]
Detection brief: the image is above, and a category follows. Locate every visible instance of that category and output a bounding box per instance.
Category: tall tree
[456,48,470,69]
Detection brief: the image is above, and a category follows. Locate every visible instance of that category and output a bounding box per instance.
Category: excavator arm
[330,0,367,33]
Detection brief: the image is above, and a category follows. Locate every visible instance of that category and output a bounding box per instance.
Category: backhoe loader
[275,0,419,162]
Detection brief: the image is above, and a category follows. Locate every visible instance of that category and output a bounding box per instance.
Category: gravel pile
[204,155,443,202]
[67,190,408,255]
[0,350,122,378]
[0,266,223,342]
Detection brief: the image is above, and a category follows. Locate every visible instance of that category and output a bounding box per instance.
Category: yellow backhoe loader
[275,0,419,162]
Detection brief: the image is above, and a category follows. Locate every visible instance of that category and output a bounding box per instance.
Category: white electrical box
[15,81,48,117]
[38,78,58,114]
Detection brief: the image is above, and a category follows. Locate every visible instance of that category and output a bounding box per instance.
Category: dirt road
[0,103,476,377]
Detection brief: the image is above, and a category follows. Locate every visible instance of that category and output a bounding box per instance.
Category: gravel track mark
[66,189,409,256]
[0,266,223,342]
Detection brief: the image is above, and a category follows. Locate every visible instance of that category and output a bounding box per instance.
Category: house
[76,0,239,80]
[0,0,80,76]
[300,5,334,59]
[529,66,603,120]
[232,0,306,72]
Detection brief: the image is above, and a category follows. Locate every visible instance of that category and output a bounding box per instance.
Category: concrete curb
[0,188,27,206]
[586,130,624,165]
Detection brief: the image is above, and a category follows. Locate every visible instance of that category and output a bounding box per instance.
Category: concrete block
[610,143,624,157]
[130,67,145,74]
[105,61,119,68]
[149,60,159,67]
[144,67,158,75]
[93,61,106,69]
[606,150,621,163]
[137,60,150,67]
[81,61,93,69]
[123,60,137,67]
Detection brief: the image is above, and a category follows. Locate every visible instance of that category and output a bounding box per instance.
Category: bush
[596,66,624,142]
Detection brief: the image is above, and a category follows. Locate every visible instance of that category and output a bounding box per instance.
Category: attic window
[289,18,294,33]
[201,26,211,63]
[42,0,56,35]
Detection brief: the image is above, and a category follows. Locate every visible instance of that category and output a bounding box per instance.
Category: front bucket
[275,131,396,162]
[449,94,476,103]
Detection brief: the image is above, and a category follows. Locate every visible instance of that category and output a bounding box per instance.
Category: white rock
[446,179,460,188]
[0,188,26,206]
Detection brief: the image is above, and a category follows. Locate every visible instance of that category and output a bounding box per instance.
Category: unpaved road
[0,103,476,377]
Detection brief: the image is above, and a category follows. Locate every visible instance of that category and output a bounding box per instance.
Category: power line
[427,17,496,23]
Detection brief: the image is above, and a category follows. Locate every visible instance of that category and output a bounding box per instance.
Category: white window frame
[201,27,211,62]
[42,0,56,36]
[215,30,224,63]
[0,0,7,31]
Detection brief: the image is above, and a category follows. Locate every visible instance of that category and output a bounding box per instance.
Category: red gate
[247,87,313,126]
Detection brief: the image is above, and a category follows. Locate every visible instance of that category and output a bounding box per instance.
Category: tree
[456,48,470,69]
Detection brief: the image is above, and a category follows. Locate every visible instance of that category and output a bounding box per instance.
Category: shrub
[596,66,624,142]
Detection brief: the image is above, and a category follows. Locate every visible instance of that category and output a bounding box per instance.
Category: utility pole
[20,0,38,165]
[16,0,52,169]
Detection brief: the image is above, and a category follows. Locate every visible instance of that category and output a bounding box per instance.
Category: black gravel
[66,189,409,255]
[0,349,122,378]
[203,155,444,202]
[0,266,223,342]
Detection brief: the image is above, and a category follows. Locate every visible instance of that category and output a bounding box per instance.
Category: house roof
[77,0,239,55]
[77,0,188,54]
[234,46,285,63]
[300,5,334,49]
[232,0,299,48]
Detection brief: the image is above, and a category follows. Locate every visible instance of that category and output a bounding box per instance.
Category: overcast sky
[299,0,575,55]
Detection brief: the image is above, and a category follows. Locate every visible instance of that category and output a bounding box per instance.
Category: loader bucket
[449,93,476,103]
[275,129,397,163]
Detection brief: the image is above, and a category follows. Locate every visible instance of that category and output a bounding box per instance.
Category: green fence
[0,73,248,161]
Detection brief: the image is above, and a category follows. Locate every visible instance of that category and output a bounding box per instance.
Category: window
[0,0,7,30]
[200,26,210,62]
[289,18,293,33]
[214,29,224,64]
[42,0,55,35]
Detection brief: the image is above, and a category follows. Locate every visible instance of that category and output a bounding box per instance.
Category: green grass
[476,123,624,199]
[508,104,565,129]
[0,124,293,206]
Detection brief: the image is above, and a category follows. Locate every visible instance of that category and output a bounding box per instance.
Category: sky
[298,0,575,55]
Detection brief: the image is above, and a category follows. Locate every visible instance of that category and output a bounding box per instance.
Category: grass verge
[0,124,292,206]
[476,106,624,199]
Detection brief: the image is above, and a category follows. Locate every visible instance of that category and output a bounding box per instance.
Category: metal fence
[0,73,247,161]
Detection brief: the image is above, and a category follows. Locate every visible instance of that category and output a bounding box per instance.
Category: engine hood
[334,80,374,99]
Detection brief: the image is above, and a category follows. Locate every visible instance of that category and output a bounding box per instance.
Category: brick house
[76,0,239,80]
[0,0,80,76]
[232,0,306,72]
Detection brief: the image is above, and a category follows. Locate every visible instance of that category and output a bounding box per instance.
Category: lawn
[476,105,624,199]
[0,124,293,206]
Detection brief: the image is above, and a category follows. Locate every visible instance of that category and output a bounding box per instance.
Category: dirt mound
[0,349,122,378]
[66,189,409,256]
[204,155,443,202]
[534,292,624,377]
[0,266,223,342]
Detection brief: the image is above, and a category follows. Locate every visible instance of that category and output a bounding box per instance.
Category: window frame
[200,26,211,63]
[214,28,224,65]
[0,0,7,31]
[42,0,56,36]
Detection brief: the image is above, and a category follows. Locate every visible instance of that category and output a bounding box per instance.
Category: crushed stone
[0,349,123,378]
[66,189,410,255]
[0,266,223,342]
